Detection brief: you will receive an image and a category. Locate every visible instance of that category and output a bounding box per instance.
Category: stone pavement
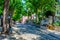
[0,23,60,40]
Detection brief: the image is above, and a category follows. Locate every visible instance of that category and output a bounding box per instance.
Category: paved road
[0,23,60,40]
[13,23,60,40]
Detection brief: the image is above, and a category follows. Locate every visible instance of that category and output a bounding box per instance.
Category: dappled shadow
[0,23,60,40]
[16,24,40,34]
[0,34,16,40]
[14,23,60,40]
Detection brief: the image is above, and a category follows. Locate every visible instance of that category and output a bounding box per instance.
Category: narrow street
[0,0,60,40]
[0,23,60,40]
[15,23,60,40]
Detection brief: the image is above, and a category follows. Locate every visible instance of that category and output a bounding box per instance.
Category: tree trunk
[36,12,38,23]
[31,12,32,21]
[52,13,55,25]
[52,16,54,25]
[2,0,10,33]
[36,8,38,23]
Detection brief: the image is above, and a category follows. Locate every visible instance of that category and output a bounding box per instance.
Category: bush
[54,21,60,26]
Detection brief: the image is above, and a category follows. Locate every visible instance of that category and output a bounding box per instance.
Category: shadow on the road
[16,24,60,40]
[0,23,60,40]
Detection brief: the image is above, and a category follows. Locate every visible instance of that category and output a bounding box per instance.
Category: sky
[22,0,25,4]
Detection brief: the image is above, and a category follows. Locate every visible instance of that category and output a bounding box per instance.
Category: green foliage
[0,0,58,21]
[10,0,23,21]
[54,21,60,26]
[0,0,4,15]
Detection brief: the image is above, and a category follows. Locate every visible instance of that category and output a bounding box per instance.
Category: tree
[25,1,34,20]
[1,0,10,34]
[10,0,22,21]
[28,0,41,23]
